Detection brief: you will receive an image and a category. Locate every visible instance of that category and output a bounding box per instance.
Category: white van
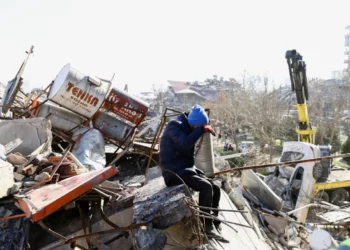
[267,141,322,222]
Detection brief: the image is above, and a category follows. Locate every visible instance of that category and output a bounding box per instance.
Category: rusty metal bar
[92,187,112,200]
[164,113,181,118]
[95,186,121,198]
[108,113,146,165]
[27,82,52,107]
[77,203,92,249]
[0,213,26,221]
[64,219,156,244]
[107,143,132,167]
[145,107,183,171]
[51,145,72,176]
[185,202,247,213]
[52,129,75,144]
[38,221,67,240]
[165,107,183,114]
[41,216,159,249]
[16,98,48,118]
[214,152,350,176]
[98,200,121,229]
[0,105,26,109]
[104,232,127,245]
[145,118,165,171]
[65,230,125,245]
[145,109,168,171]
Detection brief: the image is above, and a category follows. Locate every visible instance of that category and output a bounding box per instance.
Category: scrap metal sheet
[317,206,350,223]
[16,166,118,222]
[241,170,284,211]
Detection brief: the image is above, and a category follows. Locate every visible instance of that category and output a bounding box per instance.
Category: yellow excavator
[285,50,317,144]
[285,50,350,207]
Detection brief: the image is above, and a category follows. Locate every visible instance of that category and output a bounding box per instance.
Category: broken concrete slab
[0,159,14,198]
[132,177,191,229]
[131,176,192,249]
[0,118,52,156]
[134,226,167,250]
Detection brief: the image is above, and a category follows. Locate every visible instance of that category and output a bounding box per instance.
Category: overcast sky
[0,0,349,93]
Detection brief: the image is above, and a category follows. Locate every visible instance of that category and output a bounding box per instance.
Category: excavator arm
[285,50,316,143]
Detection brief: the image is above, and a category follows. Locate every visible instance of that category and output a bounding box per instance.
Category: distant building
[135,79,240,113]
[166,79,238,110]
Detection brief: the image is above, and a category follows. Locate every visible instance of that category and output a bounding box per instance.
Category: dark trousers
[166,174,221,218]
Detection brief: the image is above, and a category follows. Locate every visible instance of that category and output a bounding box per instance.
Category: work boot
[213,219,222,231]
[205,223,229,243]
[212,210,222,231]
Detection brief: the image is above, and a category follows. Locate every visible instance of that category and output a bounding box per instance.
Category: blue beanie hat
[188,105,209,125]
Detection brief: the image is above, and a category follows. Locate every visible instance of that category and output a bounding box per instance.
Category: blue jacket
[160,113,206,183]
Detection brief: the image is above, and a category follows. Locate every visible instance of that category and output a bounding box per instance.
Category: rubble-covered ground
[0,61,348,250]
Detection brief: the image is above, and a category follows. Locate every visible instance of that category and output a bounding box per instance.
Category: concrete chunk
[133,177,191,229]
[135,226,167,250]
[0,118,52,156]
[0,159,14,198]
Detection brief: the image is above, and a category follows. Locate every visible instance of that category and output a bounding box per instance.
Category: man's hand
[203,125,216,136]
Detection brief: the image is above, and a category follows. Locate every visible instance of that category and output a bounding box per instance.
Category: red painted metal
[102,88,149,124]
[16,166,119,222]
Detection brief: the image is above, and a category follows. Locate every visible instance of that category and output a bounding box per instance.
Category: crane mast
[285,50,316,144]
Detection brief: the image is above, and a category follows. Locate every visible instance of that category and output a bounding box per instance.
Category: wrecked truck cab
[268,141,322,222]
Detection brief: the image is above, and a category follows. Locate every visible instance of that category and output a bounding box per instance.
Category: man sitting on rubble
[160,104,228,241]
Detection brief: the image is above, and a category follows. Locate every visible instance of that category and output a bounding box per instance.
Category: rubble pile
[0,48,347,250]
[0,205,25,250]
[0,120,89,199]
[132,174,192,249]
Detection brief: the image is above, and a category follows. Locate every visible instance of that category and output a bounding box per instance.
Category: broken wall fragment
[0,159,14,198]
[0,118,52,155]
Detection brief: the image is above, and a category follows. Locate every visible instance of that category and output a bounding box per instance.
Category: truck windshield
[280,151,305,162]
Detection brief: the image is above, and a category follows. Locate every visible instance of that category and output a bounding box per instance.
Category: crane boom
[285,50,316,144]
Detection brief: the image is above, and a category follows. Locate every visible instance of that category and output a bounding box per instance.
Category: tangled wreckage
[0,46,349,250]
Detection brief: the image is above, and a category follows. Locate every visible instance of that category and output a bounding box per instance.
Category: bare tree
[205,89,246,150]
[242,76,293,161]
[308,78,350,150]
